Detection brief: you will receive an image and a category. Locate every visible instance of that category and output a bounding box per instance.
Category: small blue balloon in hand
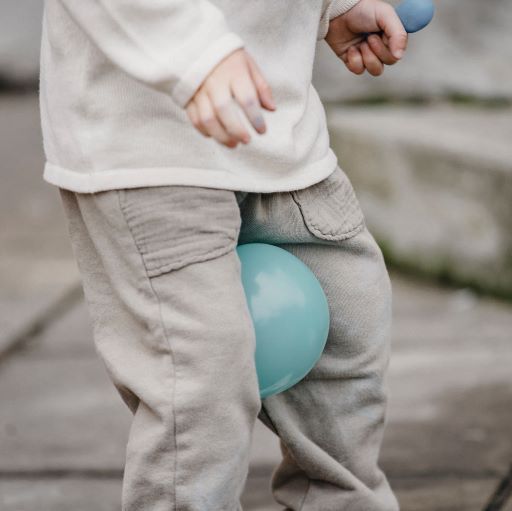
[237,243,330,399]
[395,0,435,34]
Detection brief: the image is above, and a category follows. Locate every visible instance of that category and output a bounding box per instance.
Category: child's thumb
[377,3,408,60]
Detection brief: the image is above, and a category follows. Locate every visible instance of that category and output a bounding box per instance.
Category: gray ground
[1,94,511,511]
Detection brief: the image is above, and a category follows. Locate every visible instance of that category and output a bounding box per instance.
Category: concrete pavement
[1,92,511,510]
[1,274,512,510]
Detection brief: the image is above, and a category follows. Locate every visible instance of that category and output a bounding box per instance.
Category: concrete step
[326,105,512,298]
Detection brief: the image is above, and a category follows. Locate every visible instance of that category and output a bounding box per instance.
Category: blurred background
[1,1,511,510]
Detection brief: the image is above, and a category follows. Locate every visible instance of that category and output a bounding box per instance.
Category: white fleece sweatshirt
[40,0,361,193]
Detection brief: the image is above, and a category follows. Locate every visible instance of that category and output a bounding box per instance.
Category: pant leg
[59,186,261,511]
[238,167,399,511]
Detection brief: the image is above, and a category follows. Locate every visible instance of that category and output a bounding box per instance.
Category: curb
[327,105,512,300]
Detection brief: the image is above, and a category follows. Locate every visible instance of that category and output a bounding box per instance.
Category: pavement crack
[482,464,512,511]
[0,282,83,362]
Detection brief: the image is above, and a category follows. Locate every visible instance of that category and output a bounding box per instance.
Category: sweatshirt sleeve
[56,0,245,108]
[317,0,362,40]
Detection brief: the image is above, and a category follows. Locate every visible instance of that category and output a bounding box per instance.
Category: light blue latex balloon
[395,0,435,33]
[236,243,330,399]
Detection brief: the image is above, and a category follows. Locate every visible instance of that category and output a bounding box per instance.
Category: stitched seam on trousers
[299,479,311,511]
[261,405,312,511]
[145,240,238,277]
[116,190,179,511]
[291,193,364,237]
[302,201,365,237]
[259,405,279,435]
[118,189,239,278]
[290,191,366,241]
[305,219,365,241]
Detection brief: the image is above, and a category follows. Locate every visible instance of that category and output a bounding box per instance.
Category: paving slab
[382,275,512,478]
[0,478,122,511]
[327,105,512,297]
[0,475,281,511]
[392,477,499,511]
[0,302,130,472]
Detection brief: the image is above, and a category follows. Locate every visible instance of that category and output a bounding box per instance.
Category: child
[40,0,407,509]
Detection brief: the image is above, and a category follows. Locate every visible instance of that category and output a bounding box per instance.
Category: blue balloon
[395,0,435,34]
[236,243,330,399]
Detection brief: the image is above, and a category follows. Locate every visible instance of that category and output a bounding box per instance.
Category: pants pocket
[290,166,365,242]
[118,186,241,278]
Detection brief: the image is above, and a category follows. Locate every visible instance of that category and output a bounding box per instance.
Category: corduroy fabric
[59,166,398,511]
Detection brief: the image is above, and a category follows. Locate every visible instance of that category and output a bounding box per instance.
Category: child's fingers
[207,87,251,144]
[376,3,408,60]
[360,42,384,76]
[186,100,210,138]
[195,92,238,148]
[231,72,267,134]
[367,35,399,65]
[245,52,276,111]
[346,46,365,75]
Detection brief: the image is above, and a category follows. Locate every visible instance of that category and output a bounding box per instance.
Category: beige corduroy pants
[59,166,398,511]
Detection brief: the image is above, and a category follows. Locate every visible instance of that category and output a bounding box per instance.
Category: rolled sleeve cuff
[317,0,362,40]
[170,32,245,108]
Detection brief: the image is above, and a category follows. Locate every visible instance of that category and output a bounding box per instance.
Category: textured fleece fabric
[59,166,398,510]
[40,0,361,193]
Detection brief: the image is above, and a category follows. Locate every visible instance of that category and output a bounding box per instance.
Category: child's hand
[325,0,408,76]
[185,49,276,149]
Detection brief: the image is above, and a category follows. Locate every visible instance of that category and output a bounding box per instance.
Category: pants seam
[145,240,238,277]
[299,479,311,511]
[289,190,366,242]
[116,190,179,511]
[261,405,312,511]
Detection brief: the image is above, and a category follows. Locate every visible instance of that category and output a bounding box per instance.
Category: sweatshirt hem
[44,150,339,194]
